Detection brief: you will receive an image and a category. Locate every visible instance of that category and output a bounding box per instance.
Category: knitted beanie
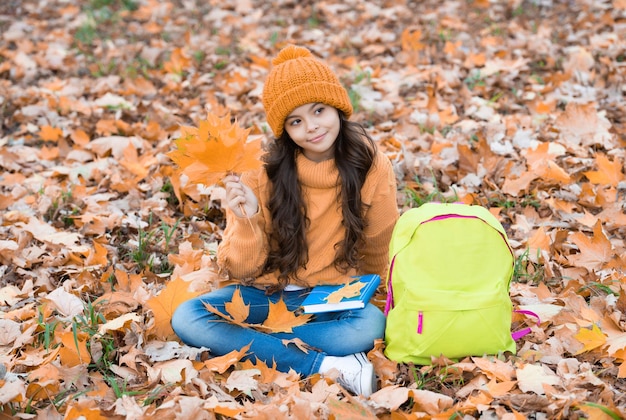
[262,45,353,137]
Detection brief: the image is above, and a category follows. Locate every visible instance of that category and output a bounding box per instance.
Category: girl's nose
[306,119,318,132]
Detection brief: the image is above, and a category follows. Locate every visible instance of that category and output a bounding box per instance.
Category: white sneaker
[319,352,377,397]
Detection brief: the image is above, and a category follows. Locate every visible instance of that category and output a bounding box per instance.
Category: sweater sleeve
[360,151,399,280]
[216,170,270,280]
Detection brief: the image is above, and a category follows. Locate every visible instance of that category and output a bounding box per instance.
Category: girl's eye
[290,119,301,126]
[315,107,324,114]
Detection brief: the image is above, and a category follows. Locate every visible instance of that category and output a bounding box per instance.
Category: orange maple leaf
[203,289,251,328]
[204,291,312,334]
[401,28,424,52]
[260,299,313,333]
[524,142,571,184]
[583,154,624,187]
[163,47,191,75]
[39,125,63,142]
[225,287,250,324]
[145,277,204,339]
[203,343,251,374]
[326,281,365,304]
[167,112,263,186]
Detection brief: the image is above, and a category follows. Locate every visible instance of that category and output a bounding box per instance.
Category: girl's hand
[223,175,259,218]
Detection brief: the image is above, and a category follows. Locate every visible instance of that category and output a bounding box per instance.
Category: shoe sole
[354,352,376,397]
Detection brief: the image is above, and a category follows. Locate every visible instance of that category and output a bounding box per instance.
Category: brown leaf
[281,338,313,354]
[568,221,614,272]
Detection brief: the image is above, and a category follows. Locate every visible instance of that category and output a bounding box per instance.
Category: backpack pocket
[384,290,516,364]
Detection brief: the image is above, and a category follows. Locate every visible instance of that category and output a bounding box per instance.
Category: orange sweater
[217,150,399,287]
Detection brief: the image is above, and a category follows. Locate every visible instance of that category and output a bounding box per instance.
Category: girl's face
[284,102,340,162]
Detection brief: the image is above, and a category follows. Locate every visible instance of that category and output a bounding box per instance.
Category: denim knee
[171,298,197,338]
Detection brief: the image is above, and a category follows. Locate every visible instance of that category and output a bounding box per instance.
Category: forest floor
[0,0,625,418]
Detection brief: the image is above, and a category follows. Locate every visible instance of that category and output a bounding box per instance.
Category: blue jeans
[171,284,386,376]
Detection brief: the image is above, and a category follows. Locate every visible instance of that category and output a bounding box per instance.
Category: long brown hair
[262,112,376,288]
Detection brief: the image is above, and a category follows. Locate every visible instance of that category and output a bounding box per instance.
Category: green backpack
[384,202,517,364]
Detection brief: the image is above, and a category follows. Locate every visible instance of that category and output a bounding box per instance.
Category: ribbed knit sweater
[217,149,399,287]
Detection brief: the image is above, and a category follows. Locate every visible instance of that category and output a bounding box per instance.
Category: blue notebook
[301,274,381,314]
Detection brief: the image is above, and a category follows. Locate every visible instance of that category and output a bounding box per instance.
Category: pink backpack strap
[512,309,541,340]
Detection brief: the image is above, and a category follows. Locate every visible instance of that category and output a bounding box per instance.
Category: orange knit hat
[262,45,353,137]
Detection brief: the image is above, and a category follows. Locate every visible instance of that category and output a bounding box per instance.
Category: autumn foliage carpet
[1,0,625,418]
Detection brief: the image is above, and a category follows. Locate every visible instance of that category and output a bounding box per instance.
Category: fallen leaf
[39,125,63,142]
[327,397,377,419]
[224,287,250,324]
[0,319,22,346]
[410,389,455,415]
[516,363,562,395]
[574,323,607,355]
[281,338,313,354]
[567,220,614,271]
[583,154,624,187]
[260,298,313,333]
[225,368,260,396]
[57,329,91,367]
[145,277,204,339]
[204,344,251,374]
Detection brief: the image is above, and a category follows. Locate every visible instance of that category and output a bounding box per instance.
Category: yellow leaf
[574,323,607,354]
[145,277,203,339]
[326,281,365,304]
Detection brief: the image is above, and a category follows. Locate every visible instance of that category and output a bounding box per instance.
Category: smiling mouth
[309,133,326,143]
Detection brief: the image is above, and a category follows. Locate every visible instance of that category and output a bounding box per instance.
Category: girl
[172,45,399,397]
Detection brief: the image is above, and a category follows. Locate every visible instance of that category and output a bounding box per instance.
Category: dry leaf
[260,298,313,333]
[167,112,263,186]
[224,287,250,324]
[145,277,204,339]
[325,281,365,304]
[281,338,313,354]
[574,323,607,355]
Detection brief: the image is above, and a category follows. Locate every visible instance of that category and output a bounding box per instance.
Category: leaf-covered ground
[1,0,625,418]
